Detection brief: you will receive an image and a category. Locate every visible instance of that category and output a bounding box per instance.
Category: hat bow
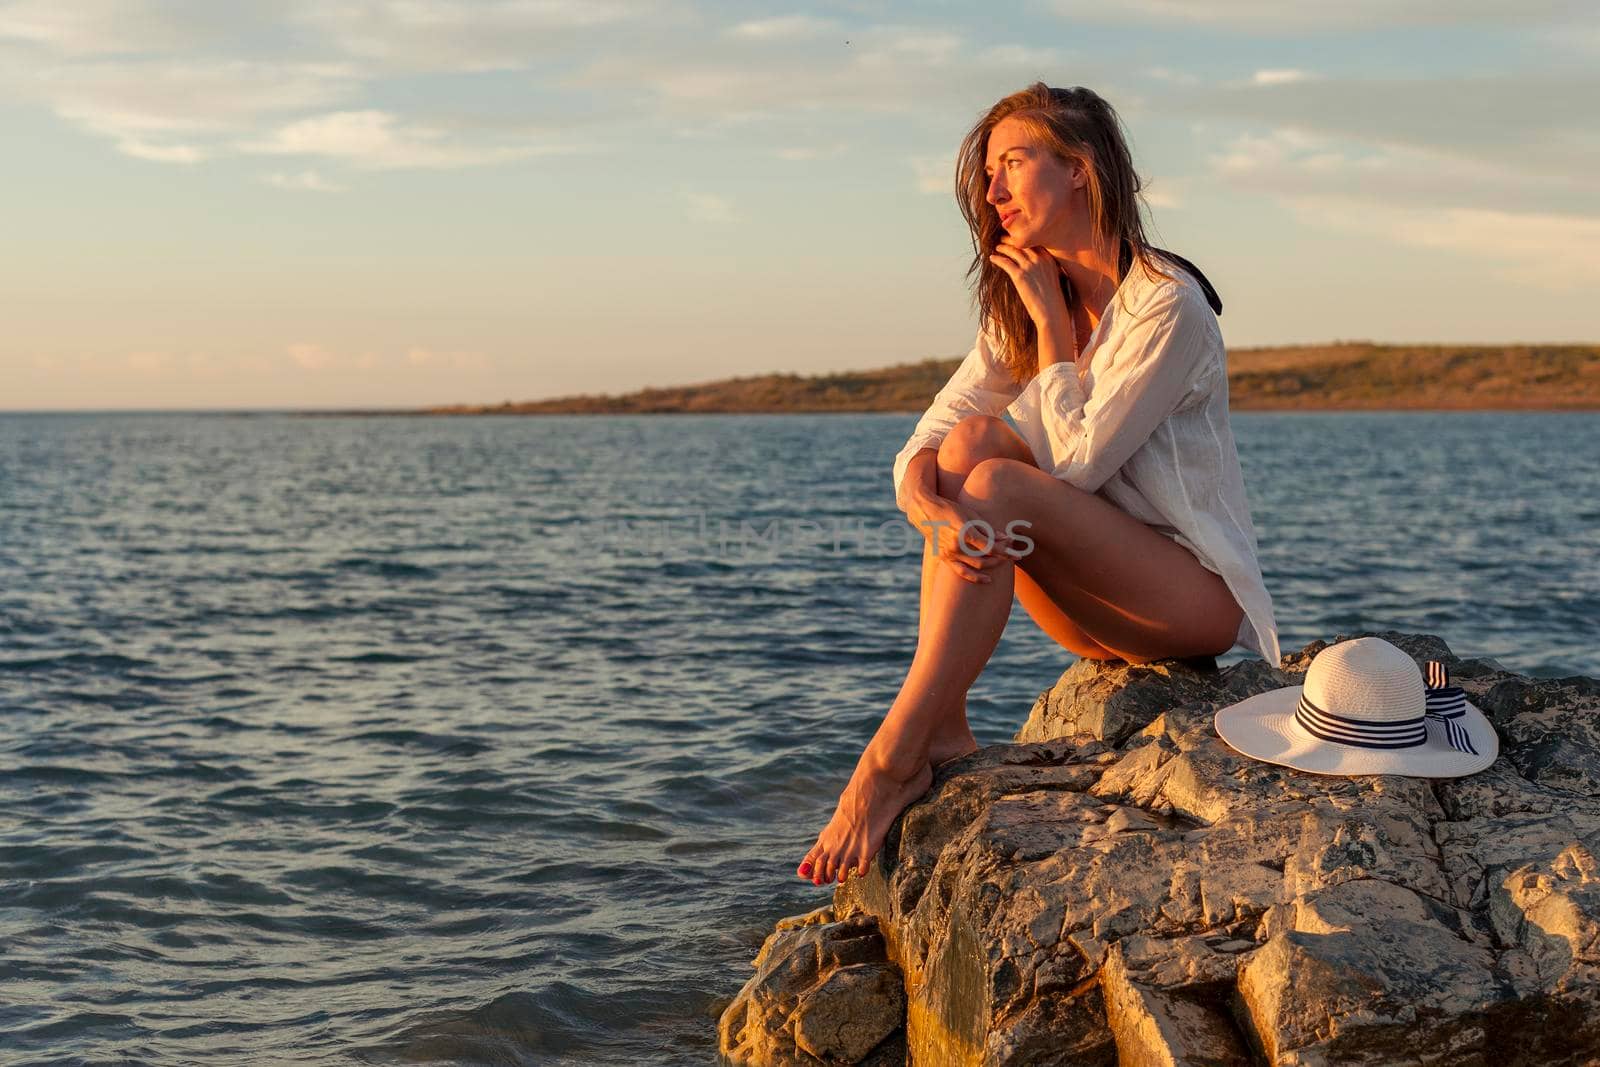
[1424,660,1478,756]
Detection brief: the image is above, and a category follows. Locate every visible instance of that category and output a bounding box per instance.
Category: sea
[2,410,1597,1065]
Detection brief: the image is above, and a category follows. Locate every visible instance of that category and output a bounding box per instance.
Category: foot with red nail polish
[797,750,933,886]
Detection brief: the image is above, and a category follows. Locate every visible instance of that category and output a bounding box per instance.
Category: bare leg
[796,417,1241,886]
[913,419,1117,763]
[919,537,980,767]
[918,541,1124,763]
[1014,565,1134,661]
[956,458,1245,663]
[800,417,1092,886]
[801,519,1020,884]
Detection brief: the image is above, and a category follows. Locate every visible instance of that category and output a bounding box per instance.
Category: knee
[937,415,1015,471]
[957,456,1031,507]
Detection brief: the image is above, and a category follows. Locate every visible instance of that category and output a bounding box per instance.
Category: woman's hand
[989,238,1068,330]
[907,490,1017,584]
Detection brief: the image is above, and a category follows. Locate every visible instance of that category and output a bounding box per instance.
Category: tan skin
[797,115,1246,886]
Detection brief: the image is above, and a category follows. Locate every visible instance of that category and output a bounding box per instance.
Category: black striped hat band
[1293,658,1479,756]
[1294,693,1426,749]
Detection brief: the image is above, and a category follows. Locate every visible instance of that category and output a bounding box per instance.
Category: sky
[3,0,1598,410]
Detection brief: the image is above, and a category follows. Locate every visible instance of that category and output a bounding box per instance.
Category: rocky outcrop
[719,906,908,1066]
[720,631,1600,1066]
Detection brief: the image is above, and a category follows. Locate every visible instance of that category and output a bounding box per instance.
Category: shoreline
[294,400,1600,417]
[361,341,1600,417]
[7,341,1598,416]
[6,404,1600,417]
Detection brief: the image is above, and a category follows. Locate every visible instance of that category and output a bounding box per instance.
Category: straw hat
[1213,636,1498,777]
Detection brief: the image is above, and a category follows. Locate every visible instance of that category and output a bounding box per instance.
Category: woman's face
[983,115,1083,248]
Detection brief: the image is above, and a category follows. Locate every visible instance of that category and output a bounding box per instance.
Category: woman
[797,83,1282,886]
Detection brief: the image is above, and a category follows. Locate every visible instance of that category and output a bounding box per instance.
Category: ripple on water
[0,651,150,674]
[332,557,440,580]
[1,411,1596,1065]
[362,982,701,1064]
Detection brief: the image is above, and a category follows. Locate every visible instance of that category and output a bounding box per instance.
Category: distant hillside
[1223,343,1600,410]
[416,343,1600,415]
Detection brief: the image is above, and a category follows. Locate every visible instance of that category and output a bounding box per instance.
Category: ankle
[861,739,927,782]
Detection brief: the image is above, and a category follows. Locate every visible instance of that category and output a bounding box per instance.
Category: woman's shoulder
[1139,251,1222,316]
[1129,252,1220,322]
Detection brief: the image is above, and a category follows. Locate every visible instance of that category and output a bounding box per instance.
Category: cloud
[242,109,562,168]
[287,342,335,370]
[121,139,207,163]
[1283,195,1600,289]
[773,141,846,161]
[862,30,962,65]
[1204,123,1600,290]
[1251,68,1311,86]
[7,43,575,170]
[1145,66,1200,86]
[1210,127,1340,176]
[1142,181,1182,209]
[0,1,621,174]
[8,56,360,163]
[1176,73,1600,204]
[574,27,1076,120]
[1046,0,1594,31]
[263,168,343,191]
[0,0,220,55]
[290,0,645,74]
[726,14,838,41]
[0,6,1091,187]
[288,342,493,371]
[30,60,359,134]
[972,43,1062,68]
[113,350,225,377]
[1206,124,1593,214]
[682,190,738,224]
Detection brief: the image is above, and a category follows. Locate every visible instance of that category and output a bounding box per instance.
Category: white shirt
[891,252,1282,665]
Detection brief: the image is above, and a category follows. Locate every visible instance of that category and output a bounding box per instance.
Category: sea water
[1,411,1596,1064]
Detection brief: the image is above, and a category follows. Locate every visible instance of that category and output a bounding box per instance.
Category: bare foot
[796,757,934,885]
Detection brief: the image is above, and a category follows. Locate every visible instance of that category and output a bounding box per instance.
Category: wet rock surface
[721,631,1600,1065]
[719,906,908,1066]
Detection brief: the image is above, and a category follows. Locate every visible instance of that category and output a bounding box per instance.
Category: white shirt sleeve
[1033,282,1218,494]
[890,323,1024,514]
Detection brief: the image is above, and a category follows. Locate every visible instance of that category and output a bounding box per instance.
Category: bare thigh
[957,458,1245,664]
[1012,567,1127,661]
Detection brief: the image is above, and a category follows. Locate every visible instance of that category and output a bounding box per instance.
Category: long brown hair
[955,82,1183,383]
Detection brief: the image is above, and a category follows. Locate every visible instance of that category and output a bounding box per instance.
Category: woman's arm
[898,447,940,513]
[890,324,1023,514]
[1033,282,1219,494]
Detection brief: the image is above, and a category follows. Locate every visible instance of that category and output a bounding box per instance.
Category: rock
[1101,941,1252,1066]
[719,906,907,1066]
[728,631,1600,1065]
[1238,879,1504,1063]
[1016,655,1281,747]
